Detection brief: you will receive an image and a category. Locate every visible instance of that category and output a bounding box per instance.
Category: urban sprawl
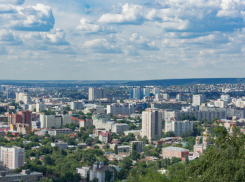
[0,83,244,182]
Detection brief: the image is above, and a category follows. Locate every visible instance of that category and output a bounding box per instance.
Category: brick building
[162,146,189,159]
[8,110,32,125]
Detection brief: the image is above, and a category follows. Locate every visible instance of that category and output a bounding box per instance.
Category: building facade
[107,103,136,116]
[142,109,162,140]
[165,120,193,137]
[192,94,206,106]
[162,146,189,159]
[89,88,106,101]
[0,146,25,169]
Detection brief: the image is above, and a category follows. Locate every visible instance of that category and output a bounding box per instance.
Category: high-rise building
[142,109,162,140]
[141,88,150,99]
[176,93,184,101]
[89,88,106,101]
[129,141,144,153]
[0,146,25,169]
[36,103,46,113]
[162,93,169,100]
[8,111,32,125]
[153,88,160,96]
[192,94,206,106]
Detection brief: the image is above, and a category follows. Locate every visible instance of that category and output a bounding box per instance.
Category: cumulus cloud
[129,33,159,50]
[83,38,122,54]
[0,29,22,45]
[0,3,55,31]
[98,1,245,32]
[0,0,25,5]
[76,18,116,34]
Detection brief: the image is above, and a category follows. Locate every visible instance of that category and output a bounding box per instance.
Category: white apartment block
[49,128,73,136]
[153,88,160,96]
[111,124,129,134]
[141,88,150,98]
[129,141,144,153]
[165,120,193,137]
[40,115,72,128]
[163,110,227,121]
[0,146,25,169]
[142,109,162,140]
[15,93,24,103]
[89,162,114,182]
[107,103,136,116]
[76,167,90,178]
[214,99,227,108]
[36,103,46,113]
[192,94,206,106]
[162,93,170,100]
[70,101,83,110]
[89,88,106,101]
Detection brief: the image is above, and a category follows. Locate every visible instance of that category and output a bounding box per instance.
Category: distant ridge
[0,78,245,87]
[124,78,245,86]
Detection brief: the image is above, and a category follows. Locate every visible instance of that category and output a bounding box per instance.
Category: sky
[0,0,245,80]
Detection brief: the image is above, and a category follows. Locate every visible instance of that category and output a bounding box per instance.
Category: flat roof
[163,146,189,152]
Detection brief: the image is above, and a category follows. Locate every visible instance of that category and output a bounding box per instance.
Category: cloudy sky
[0,0,245,80]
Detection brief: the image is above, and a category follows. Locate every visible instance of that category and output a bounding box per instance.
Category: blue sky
[0,0,245,80]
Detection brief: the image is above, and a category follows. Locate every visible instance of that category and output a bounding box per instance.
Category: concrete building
[162,93,169,100]
[48,128,73,136]
[70,101,84,110]
[8,110,32,125]
[111,124,129,134]
[142,109,162,140]
[176,93,184,101]
[79,119,93,129]
[51,142,68,149]
[153,88,160,96]
[214,99,227,108]
[89,161,114,182]
[40,115,72,128]
[107,103,136,116]
[89,88,106,101]
[129,141,144,153]
[0,170,43,182]
[36,103,45,113]
[118,145,130,153]
[10,124,31,135]
[0,146,25,169]
[192,94,206,106]
[130,87,141,100]
[15,93,24,103]
[165,120,193,137]
[162,146,189,159]
[141,88,150,98]
[76,167,90,178]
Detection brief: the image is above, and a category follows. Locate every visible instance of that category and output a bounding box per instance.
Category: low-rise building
[111,124,129,134]
[76,166,90,178]
[118,145,130,153]
[99,130,111,143]
[0,170,43,182]
[51,142,68,149]
[89,161,114,182]
[162,146,189,159]
[79,119,93,129]
[10,124,31,135]
[48,128,73,136]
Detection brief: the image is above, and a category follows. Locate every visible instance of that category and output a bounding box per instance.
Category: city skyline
[0,0,245,80]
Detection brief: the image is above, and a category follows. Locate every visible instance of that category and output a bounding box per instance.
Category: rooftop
[163,146,189,152]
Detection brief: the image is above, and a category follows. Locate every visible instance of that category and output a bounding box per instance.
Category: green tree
[114,144,118,155]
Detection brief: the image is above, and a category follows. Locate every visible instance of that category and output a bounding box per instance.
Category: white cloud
[0,3,55,31]
[76,18,116,34]
[129,33,159,50]
[83,38,122,53]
